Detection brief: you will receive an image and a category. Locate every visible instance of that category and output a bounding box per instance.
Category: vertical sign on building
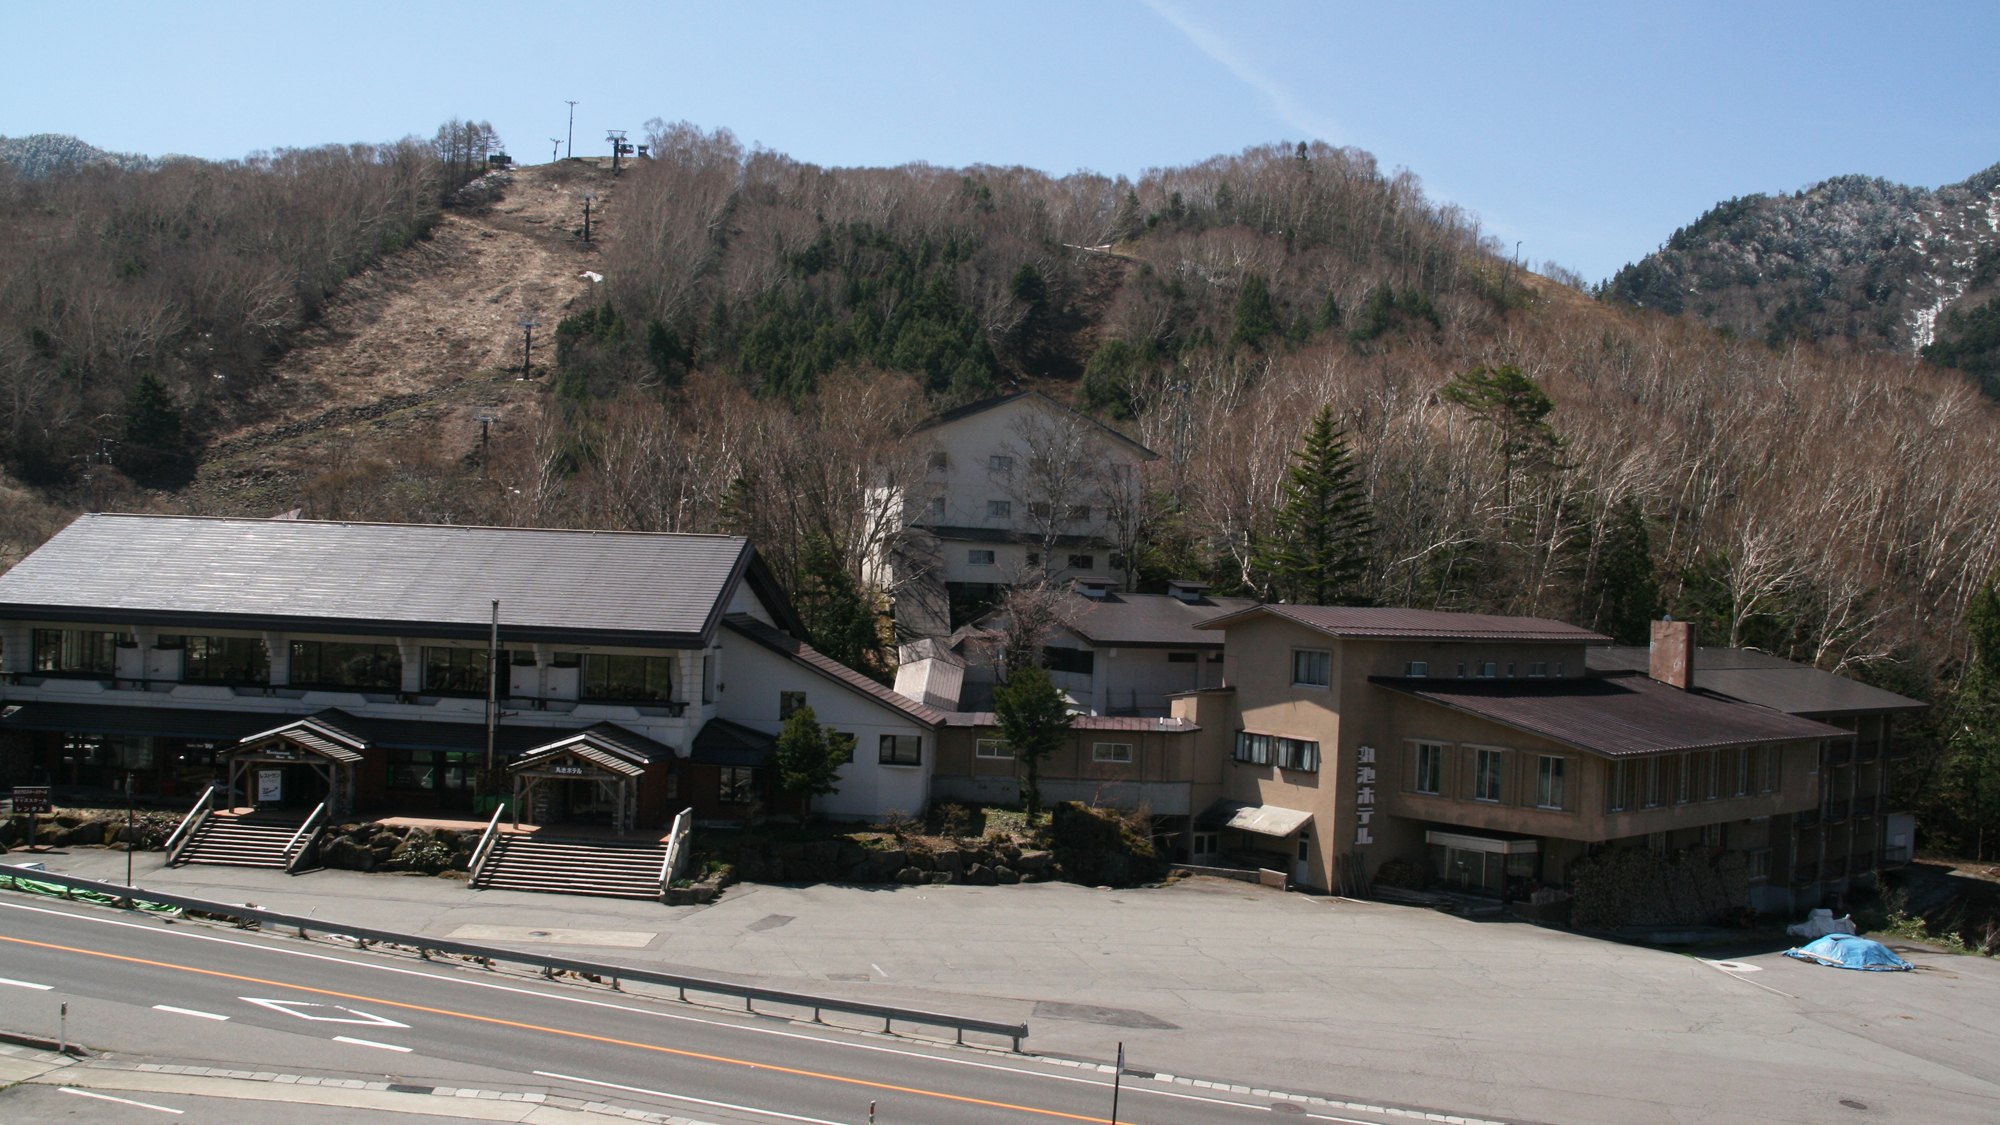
[1355,745,1376,845]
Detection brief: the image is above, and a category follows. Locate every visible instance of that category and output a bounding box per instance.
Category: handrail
[657,807,692,897]
[467,803,507,884]
[283,803,327,875]
[162,786,217,865]
[0,866,1029,1050]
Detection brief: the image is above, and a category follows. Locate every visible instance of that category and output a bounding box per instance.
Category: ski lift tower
[516,317,540,380]
[606,130,633,173]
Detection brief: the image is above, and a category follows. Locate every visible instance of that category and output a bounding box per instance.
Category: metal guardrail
[0,865,1030,1051]
[466,804,507,885]
[162,785,217,864]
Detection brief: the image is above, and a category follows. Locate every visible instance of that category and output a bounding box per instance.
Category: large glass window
[32,629,119,675]
[1535,755,1566,810]
[1413,742,1445,795]
[424,647,491,694]
[289,640,401,690]
[581,653,673,701]
[1292,650,1331,687]
[1473,748,1505,802]
[174,636,269,684]
[389,749,479,792]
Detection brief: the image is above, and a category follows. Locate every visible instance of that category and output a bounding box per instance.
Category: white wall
[715,632,933,820]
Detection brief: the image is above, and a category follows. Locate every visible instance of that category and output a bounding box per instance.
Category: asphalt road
[0,896,1438,1125]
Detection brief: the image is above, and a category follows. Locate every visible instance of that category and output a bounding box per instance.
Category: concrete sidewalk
[15,847,2000,1125]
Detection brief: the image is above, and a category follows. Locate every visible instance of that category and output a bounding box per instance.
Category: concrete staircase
[174,816,304,869]
[471,835,667,900]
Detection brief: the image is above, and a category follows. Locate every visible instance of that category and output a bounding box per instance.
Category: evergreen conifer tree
[792,534,887,681]
[992,664,1073,823]
[1251,406,1376,605]
[1231,275,1277,349]
[771,704,852,819]
[1584,495,1661,643]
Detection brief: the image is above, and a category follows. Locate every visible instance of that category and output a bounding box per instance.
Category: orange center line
[0,934,1120,1124]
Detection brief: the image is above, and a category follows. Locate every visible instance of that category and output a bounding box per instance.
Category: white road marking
[870,963,888,977]
[60,1087,184,1114]
[536,1070,843,1125]
[332,1035,412,1053]
[0,898,1432,1120]
[0,975,53,989]
[152,1004,229,1020]
[241,997,409,1026]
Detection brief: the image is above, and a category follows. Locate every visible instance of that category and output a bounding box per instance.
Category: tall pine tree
[1252,406,1376,605]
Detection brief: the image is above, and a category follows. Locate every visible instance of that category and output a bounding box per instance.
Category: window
[1292,649,1331,687]
[1506,663,1517,678]
[1067,554,1094,570]
[1092,742,1133,763]
[1643,756,1662,808]
[289,640,401,690]
[718,766,758,804]
[1413,742,1445,795]
[1478,662,1499,678]
[1191,832,1218,856]
[1555,661,1565,677]
[582,653,674,701]
[1535,755,1566,810]
[32,629,119,675]
[1702,822,1723,847]
[424,647,490,694]
[1029,502,1052,519]
[976,739,1013,759]
[989,455,1013,473]
[926,496,945,519]
[1762,746,1780,793]
[927,451,948,471]
[1607,760,1629,812]
[967,549,996,565]
[1234,731,1273,765]
[1747,848,1772,881]
[1406,661,1428,677]
[1733,748,1750,797]
[176,636,268,684]
[1067,505,1091,521]
[1104,506,1127,523]
[1456,663,1467,678]
[1677,752,1693,804]
[1043,646,1095,675]
[1473,748,1505,802]
[987,500,1011,518]
[1528,662,1548,677]
[879,734,922,765]
[1701,751,1720,801]
[702,654,715,704]
[390,748,478,792]
[1276,737,1319,772]
[780,691,808,719]
[1167,651,1198,663]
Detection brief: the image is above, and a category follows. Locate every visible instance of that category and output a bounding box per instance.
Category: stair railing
[657,807,693,900]
[283,802,328,875]
[467,802,508,885]
[162,785,217,866]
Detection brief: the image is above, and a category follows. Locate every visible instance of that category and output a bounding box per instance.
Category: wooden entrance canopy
[508,726,663,835]
[229,716,366,815]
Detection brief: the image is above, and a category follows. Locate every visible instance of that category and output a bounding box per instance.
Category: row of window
[1605,746,1781,812]
[1403,660,1566,679]
[1411,741,1568,810]
[1233,731,1321,772]
[977,739,1133,762]
[925,452,1129,482]
[967,549,1097,569]
[29,629,680,702]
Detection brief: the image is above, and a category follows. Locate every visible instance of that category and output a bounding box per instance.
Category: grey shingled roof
[1198,604,1610,644]
[1062,592,1261,649]
[1369,672,1849,757]
[0,514,795,646]
[723,615,947,726]
[1585,646,1928,718]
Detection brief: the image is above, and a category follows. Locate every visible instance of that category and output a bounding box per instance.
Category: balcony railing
[1854,743,1880,764]
[1793,808,1820,829]
[1823,800,1850,822]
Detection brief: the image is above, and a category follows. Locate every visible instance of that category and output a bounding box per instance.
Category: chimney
[1649,619,1696,690]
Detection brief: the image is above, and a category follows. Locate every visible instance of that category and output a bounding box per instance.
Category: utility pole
[549,137,561,163]
[1110,1042,1125,1123]
[124,770,134,888]
[517,317,539,379]
[565,101,578,159]
[582,193,595,243]
[484,600,500,797]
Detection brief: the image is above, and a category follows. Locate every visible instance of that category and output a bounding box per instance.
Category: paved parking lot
[18,849,2000,1125]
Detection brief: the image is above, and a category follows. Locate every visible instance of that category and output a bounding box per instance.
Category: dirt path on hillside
[177,161,621,514]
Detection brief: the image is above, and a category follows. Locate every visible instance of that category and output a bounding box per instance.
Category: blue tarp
[1784,934,1914,971]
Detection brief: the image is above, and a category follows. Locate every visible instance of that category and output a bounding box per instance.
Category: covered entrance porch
[1426,829,1540,898]
[228,716,364,816]
[508,724,671,836]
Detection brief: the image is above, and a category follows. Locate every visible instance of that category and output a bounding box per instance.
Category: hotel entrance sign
[1355,746,1376,846]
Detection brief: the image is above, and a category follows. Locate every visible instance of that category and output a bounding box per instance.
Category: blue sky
[6,1,1995,281]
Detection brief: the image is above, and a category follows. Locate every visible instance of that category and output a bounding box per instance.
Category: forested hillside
[6,121,2000,852]
[0,133,166,178]
[1604,163,2000,385]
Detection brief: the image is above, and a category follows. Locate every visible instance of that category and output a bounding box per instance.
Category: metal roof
[940,712,1198,732]
[1585,646,1928,718]
[690,717,776,766]
[908,391,1159,459]
[724,615,947,726]
[1196,798,1312,836]
[1369,671,1850,757]
[0,514,799,647]
[514,723,674,768]
[1060,592,1261,649]
[238,720,366,764]
[0,702,278,742]
[1197,604,1609,643]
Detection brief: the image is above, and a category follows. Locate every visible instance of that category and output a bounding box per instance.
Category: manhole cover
[1270,1103,1306,1115]
[1840,1100,1868,1110]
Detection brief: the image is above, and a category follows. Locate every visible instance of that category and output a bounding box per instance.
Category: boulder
[1015,850,1054,872]
[935,851,966,875]
[928,871,956,885]
[802,840,840,865]
[966,864,998,886]
[432,829,461,850]
[994,866,1021,885]
[908,850,936,872]
[874,848,908,869]
[322,835,374,871]
[894,867,925,884]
